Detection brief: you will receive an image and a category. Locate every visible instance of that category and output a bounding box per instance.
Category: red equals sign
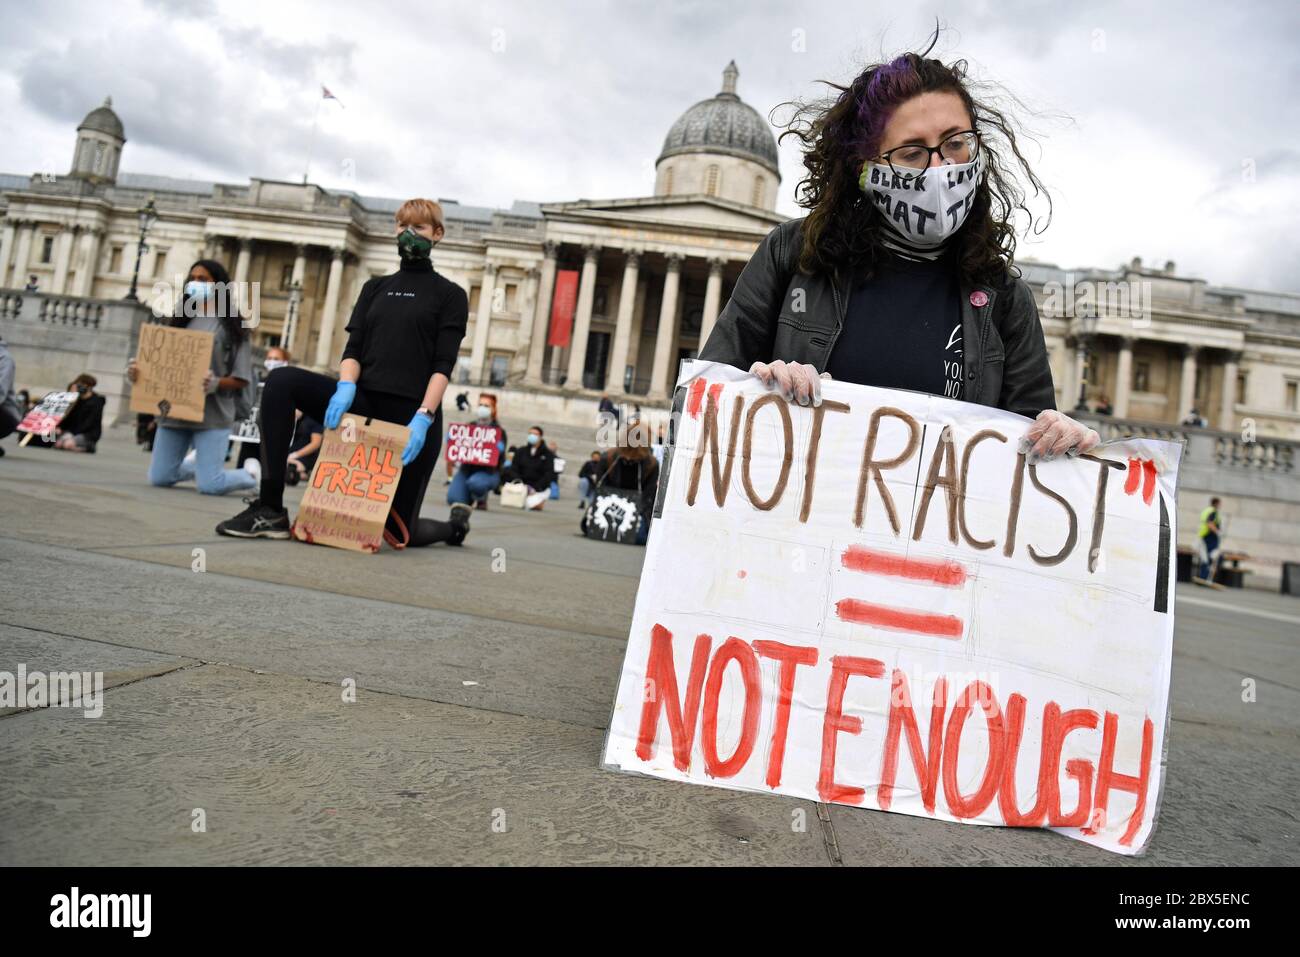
[834,546,967,640]
[1123,457,1157,505]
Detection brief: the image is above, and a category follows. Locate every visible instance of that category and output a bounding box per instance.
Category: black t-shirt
[342,259,469,401]
[826,252,964,400]
[289,414,324,470]
[290,414,323,455]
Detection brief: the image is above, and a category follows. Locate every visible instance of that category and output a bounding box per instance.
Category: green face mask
[397,227,433,262]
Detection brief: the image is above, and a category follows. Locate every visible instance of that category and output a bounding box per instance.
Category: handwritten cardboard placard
[291,415,409,553]
[446,422,502,467]
[17,391,79,440]
[603,360,1180,856]
[129,324,213,423]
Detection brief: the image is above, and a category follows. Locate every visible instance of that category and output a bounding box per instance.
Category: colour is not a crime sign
[446,422,502,466]
[602,360,1180,856]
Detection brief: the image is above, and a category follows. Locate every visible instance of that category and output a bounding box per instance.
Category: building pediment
[541,194,785,237]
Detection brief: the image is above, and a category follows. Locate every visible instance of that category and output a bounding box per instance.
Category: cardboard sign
[603,360,1181,856]
[291,415,409,553]
[446,422,502,466]
[129,324,213,423]
[17,391,79,439]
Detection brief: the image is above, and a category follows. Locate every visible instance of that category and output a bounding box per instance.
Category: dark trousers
[258,366,442,537]
[1199,532,1220,580]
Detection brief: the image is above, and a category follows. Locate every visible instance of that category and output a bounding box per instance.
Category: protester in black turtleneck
[216,198,471,547]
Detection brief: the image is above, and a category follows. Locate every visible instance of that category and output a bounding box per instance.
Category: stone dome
[78,97,125,141]
[657,62,779,177]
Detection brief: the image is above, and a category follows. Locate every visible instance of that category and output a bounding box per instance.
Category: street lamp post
[124,198,158,302]
[283,280,302,352]
[1073,311,1099,413]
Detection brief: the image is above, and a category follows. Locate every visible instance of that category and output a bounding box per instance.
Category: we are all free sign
[603,361,1180,855]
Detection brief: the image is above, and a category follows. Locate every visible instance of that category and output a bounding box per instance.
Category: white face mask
[859,153,984,249]
[476,405,491,420]
[265,359,287,372]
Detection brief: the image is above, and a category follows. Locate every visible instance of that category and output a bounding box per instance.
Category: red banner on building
[548,269,580,348]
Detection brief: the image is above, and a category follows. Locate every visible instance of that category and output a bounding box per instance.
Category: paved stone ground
[0,419,1297,866]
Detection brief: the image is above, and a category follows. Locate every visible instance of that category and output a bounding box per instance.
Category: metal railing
[1074,411,1296,474]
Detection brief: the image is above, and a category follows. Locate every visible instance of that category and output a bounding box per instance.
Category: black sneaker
[216,497,291,539]
[447,503,472,546]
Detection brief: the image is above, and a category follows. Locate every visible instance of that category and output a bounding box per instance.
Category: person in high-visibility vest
[1197,497,1223,582]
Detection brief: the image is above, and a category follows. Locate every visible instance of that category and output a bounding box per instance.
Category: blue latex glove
[324,380,357,429]
[403,412,432,466]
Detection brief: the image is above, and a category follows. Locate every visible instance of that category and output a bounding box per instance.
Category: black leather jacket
[698,218,1057,420]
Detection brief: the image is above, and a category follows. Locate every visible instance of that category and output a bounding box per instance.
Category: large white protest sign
[603,360,1180,855]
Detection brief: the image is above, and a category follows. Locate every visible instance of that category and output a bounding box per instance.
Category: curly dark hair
[776,30,1051,287]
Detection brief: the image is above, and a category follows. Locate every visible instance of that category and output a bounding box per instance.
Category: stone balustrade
[1,287,152,424]
[1074,411,1299,589]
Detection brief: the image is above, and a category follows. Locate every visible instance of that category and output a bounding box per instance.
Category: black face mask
[397,227,434,262]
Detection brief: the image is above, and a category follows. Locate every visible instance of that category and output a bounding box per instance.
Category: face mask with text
[859,152,984,248]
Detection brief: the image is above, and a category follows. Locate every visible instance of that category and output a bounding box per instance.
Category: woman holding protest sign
[216,199,469,548]
[698,31,1099,463]
[27,374,106,453]
[446,392,506,515]
[128,260,260,495]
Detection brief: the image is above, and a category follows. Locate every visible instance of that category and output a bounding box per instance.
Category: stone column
[312,246,347,370]
[1113,336,1135,418]
[1176,344,1200,424]
[469,261,499,384]
[606,248,641,394]
[1056,337,1076,409]
[10,221,34,289]
[626,276,648,382]
[1219,350,1242,431]
[511,266,541,378]
[564,244,601,389]
[0,220,16,289]
[648,253,685,400]
[524,241,559,385]
[284,244,308,357]
[74,227,103,297]
[233,238,253,288]
[52,226,77,294]
[699,256,726,348]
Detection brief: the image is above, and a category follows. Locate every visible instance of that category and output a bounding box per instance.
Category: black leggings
[258,366,443,538]
[1,407,19,440]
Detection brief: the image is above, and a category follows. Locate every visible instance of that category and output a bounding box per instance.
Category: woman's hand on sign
[324,380,357,429]
[749,360,829,407]
[202,369,220,395]
[402,412,432,466]
[126,358,139,383]
[1020,409,1100,464]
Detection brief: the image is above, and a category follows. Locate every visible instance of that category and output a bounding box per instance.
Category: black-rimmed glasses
[878,130,980,178]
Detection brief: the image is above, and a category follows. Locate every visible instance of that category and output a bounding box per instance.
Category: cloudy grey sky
[1,0,1296,290]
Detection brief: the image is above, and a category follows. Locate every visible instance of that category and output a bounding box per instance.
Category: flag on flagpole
[321,85,344,108]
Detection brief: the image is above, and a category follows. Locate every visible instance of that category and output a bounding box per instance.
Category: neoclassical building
[3,67,1300,439]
